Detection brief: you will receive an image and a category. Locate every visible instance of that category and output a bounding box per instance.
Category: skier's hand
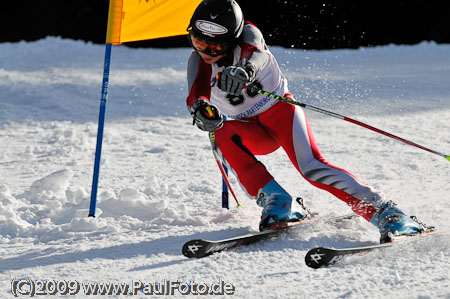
[220,59,256,96]
[191,97,223,132]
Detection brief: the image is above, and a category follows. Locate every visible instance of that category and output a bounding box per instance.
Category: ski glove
[220,59,256,96]
[191,97,223,132]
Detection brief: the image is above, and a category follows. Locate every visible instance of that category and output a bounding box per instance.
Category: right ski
[305,229,439,269]
[305,243,393,269]
[182,213,356,258]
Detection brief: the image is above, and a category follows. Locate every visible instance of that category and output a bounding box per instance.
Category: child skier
[186,0,430,242]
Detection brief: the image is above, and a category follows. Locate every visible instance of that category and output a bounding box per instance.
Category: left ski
[182,213,357,258]
[305,230,439,269]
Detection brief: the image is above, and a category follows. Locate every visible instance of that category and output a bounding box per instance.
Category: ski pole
[247,84,450,163]
[209,131,242,207]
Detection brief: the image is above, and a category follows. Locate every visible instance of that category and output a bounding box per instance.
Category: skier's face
[189,32,226,64]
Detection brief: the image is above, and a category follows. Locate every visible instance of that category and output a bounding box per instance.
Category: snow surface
[1,37,449,298]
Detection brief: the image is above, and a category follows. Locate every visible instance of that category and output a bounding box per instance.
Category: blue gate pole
[89,43,112,217]
[222,164,229,209]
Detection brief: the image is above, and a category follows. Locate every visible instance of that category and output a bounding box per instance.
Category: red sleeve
[186,56,213,108]
[239,42,258,61]
[239,21,267,61]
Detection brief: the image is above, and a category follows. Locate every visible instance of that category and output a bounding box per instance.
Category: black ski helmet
[188,0,244,51]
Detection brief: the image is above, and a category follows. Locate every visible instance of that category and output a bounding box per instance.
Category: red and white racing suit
[186,22,384,221]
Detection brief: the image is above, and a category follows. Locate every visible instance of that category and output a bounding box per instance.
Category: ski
[305,230,439,269]
[182,213,357,258]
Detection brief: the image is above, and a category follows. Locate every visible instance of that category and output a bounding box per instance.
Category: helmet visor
[189,32,227,57]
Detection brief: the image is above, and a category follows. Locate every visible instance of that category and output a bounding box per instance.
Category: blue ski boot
[370,201,431,243]
[257,179,310,231]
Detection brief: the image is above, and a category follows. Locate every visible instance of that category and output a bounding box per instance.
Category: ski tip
[304,247,332,269]
[446,155,450,163]
[182,239,208,259]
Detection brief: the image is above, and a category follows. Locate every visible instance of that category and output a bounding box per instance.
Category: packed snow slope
[1,37,449,298]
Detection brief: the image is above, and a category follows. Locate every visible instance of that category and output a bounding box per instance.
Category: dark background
[2,0,450,49]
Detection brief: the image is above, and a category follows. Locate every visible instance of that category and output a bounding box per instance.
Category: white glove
[191,98,223,132]
[219,59,256,96]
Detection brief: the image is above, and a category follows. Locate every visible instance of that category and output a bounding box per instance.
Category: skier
[185,0,430,242]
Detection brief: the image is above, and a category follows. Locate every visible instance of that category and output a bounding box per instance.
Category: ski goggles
[189,32,227,57]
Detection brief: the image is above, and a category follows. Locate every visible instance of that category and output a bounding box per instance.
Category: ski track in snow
[1,37,450,298]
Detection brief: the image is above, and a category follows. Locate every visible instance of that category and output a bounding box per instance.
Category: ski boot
[257,179,311,231]
[370,200,433,243]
